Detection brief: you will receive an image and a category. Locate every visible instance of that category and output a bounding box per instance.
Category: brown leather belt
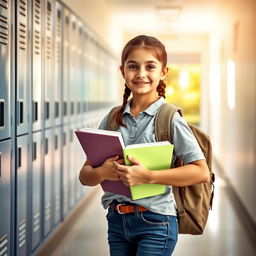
[110,203,148,214]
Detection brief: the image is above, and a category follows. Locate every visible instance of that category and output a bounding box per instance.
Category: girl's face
[120,48,168,98]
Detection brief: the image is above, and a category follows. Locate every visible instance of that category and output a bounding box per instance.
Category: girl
[79,35,210,256]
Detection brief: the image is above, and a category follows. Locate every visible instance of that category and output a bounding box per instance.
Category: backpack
[106,103,215,235]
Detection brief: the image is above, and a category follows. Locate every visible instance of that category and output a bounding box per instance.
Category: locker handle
[45,102,50,120]
[19,101,24,124]
[18,147,22,168]
[33,101,38,122]
[33,142,37,161]
[0,101,4,127]
[71,102,74,115]
[55,135,58,150]
[63,102,67,116]
[45,138,48,154]
[55,102,59,118]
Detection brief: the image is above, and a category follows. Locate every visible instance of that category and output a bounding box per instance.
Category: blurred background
[0,0,255,255]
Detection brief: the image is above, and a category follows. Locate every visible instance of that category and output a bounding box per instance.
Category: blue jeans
[106,206,178,256]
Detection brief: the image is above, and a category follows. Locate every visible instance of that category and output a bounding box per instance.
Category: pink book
[75,128,131,197]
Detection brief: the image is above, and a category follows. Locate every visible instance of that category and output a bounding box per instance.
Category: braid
[115,84,131,127]
[157,80,166,99]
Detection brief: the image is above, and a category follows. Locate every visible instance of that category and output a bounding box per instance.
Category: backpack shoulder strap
[155,103,183,143]
[106,106,121,131]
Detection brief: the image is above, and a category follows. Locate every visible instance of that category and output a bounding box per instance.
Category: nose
[136,67,146,78]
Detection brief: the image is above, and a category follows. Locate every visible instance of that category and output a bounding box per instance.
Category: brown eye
[147,65,156,70]
[128,65,137,70]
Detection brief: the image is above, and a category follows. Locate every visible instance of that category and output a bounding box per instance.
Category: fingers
[127,154,140,165]
[105,155,119,162]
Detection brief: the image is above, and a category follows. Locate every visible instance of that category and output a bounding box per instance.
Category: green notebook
[123,141,174,200]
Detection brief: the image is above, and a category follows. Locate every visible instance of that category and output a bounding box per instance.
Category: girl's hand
[100,156,124,181]
[113,155,152,186]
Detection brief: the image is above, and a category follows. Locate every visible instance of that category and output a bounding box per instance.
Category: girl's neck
[130,94,160,117]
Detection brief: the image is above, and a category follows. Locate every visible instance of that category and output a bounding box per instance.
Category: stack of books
[75,128,174,200]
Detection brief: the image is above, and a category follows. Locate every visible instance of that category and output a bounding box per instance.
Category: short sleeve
[98,113,110,130]
[171,112,205,164]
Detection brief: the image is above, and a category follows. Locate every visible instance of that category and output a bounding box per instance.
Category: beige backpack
[107,103,215,235]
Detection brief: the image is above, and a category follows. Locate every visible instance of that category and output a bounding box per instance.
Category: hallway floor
[49,165,256,256]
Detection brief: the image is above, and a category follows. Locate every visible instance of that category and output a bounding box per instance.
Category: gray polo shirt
[98,97,205,216]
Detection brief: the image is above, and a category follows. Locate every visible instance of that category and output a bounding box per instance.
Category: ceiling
[105,0,222,36]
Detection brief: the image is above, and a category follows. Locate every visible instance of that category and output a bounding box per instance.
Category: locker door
[69,125,75,208]
[0,140,11,256]
[63,9,71,125]
[62,125,70,216]
[0,0,11,140]
[53,127,61,225]
[31,0,42,132]
[16,0,30,136]
[16,135,29,256]
[54,1,63,126]
[31,131,42,251]
[44,128,53,236]
[69,14,77,124]
[44,0,54,129]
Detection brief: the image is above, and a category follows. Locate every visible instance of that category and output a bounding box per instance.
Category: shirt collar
[123,97,166,116]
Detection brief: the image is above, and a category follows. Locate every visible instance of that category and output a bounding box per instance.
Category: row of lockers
[0,120,98,256]
[0,0,118,141]
[0,0,118,255]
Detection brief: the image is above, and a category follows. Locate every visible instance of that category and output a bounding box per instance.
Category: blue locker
[0,140,11,256]
[52,127,61,226]
[31,0,42,132]
[0,0,11,141]
[69,125,76,208]
[16,0,30,136]
[54,1,63,126]
[44,0,55,129]
[16,135,29,256]
[62,125,70,216]
[62,9,71,125]
[43,128,53,236]
[31,131,42,251]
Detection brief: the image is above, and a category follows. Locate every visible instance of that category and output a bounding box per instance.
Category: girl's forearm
[149,160,210,187]
[79,165,104,186]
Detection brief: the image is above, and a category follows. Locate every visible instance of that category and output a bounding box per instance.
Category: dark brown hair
[116,35,167,127]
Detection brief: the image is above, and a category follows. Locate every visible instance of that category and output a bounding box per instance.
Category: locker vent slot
[18,147,22,167]
[55,102,59,118]
[0,101,4,127]
[34,29,40,55]
[0,234,8,255]
[57,41,61,63]
[46,1,52,31]
[19,22,26,51]
[45,138,48,154]
[0,15,8,46]
[55,135,58,150]
[34,0,40,25]
[19,101,24,124]
[46,36,51,59]
[19,0,26,17]
[18,219,26,248]
[32,142,37,161]
[33,211,40,233]
[57,10,61,37]
[0,0,8,9]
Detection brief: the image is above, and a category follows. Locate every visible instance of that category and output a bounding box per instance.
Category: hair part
[116,35,167,127]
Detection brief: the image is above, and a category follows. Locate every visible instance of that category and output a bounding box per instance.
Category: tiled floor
[50,166,256,256]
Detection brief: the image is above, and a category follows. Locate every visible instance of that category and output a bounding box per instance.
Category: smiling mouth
[133,81,150,85]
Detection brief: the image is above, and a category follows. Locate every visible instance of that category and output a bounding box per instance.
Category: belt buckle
[116,204,126,214]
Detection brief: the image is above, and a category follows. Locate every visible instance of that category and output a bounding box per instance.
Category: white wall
[209,0,256,223]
